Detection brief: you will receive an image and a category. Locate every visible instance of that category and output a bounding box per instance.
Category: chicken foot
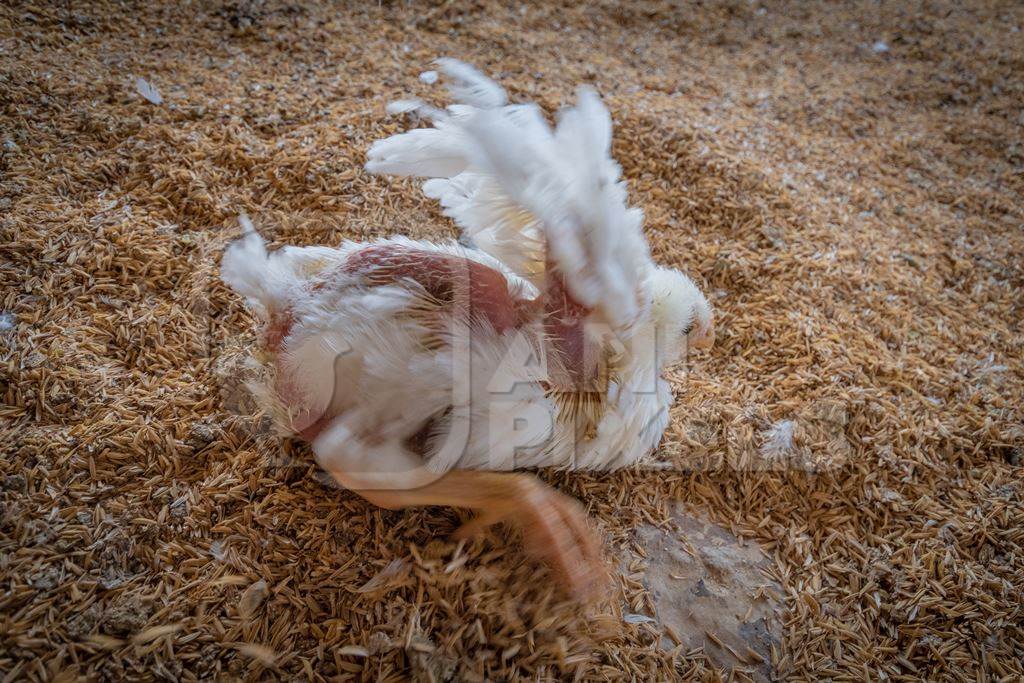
[363,471,605,599]
[312,418,605,599]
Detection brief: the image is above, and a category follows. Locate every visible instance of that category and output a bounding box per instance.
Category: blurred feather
[436,57,507,108]
[366,60,652,328]
[134,77,163,105]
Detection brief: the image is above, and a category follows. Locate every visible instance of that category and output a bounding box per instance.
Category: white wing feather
[435,57,507,108]
[364,125,469,178]
[364,60,653,328]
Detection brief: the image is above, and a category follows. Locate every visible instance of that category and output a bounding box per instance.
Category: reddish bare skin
[539,257,604,393]
[269,244,606,598]
[338,244,527,333]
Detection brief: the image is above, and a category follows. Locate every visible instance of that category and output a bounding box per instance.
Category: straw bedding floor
[2,0,1022,680]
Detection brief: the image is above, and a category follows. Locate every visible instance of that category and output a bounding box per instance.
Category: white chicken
[221,60,714,596]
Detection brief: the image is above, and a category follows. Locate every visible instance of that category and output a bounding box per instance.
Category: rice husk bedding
[1,0,1022,680]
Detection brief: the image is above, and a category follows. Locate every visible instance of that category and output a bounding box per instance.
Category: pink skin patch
[264,310,294,354]
[539,258,600,392]
[339,245,525,333]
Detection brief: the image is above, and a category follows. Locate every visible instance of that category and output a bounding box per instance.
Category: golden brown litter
[1,0,1022,680]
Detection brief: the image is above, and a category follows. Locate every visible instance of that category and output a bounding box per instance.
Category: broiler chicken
[221,60,714,597]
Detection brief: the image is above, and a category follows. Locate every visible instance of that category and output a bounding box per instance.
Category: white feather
[365,127,469,178]
[436,58,507,109]
[385,99,424,115]
[220,216,350,318]
[365,63,653,329]
[761,420,796,459]
[219,217,279,317]
[458,94,649,327]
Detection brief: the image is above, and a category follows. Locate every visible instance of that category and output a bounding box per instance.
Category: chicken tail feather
[221,215,284,318]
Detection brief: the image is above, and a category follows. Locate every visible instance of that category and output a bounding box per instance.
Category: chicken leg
[359,471,604,599]
[311,412,605,599]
